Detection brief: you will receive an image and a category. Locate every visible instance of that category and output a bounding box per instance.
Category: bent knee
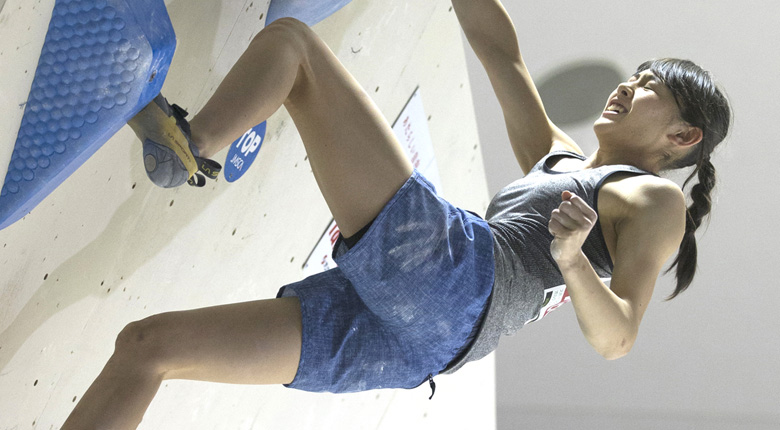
[254,17,324,59]
[255,17,314,45]
[265,16,310,31]
[115,315,168,363]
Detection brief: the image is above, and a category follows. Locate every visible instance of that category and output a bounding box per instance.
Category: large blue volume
[267,0,352,27]
[0,0,176,230]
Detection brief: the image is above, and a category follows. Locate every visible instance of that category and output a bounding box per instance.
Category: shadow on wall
[0,0,224,371]
[536,61,624,127]
[163,0,225,104]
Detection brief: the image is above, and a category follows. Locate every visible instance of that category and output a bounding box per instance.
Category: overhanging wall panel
[0,1,495,428]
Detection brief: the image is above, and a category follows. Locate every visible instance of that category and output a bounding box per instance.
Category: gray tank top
[443,150,653,373]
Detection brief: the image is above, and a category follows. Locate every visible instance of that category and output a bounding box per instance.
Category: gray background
[458,1,780,429]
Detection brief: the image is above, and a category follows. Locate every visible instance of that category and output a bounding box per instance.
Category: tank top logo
[525,277,612,325]
[526,284,570,324]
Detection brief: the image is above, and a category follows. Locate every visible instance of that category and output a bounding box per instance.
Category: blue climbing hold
[267,0,352,27]
[0,0,176,230]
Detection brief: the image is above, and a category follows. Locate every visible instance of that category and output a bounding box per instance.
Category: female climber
[62,0,730,428]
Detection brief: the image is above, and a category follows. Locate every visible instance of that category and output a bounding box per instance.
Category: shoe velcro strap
[187,173,206,187]
[186,158,222,186]
[171,103,189,119]
[196,157,222,180]
[169,103,193,139]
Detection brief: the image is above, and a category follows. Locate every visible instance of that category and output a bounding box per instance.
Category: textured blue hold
[0,0,176,230]
[267,0,352,27]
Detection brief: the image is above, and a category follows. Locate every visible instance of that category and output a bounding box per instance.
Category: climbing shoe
[128,94,221,188]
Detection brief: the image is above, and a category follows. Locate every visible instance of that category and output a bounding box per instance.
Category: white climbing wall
[0,0,495,428]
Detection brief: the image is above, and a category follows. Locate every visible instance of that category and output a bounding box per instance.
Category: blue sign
[224,121,266,183]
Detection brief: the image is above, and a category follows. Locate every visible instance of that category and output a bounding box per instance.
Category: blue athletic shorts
[277,171,495,393]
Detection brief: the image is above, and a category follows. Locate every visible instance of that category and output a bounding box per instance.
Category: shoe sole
[129,101,198,177]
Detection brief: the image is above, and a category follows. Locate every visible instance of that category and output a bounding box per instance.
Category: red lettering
[329,224,341,246]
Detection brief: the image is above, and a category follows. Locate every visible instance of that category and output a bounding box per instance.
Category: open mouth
[605,102,627,114]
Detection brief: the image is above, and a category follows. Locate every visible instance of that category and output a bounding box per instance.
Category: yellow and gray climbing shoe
[128,94,221,188]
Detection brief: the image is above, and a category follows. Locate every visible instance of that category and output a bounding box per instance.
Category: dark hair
[634,59,731,299]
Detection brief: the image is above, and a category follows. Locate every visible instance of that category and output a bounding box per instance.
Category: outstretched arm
[451,0,581,173]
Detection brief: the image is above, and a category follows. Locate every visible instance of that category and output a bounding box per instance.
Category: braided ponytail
[636,58,731,299]
[664,158,716,299]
